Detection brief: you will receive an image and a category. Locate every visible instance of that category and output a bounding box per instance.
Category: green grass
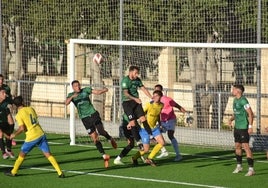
[1,134,268,188]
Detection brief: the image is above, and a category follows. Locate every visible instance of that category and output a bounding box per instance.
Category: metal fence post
[218,92,221,132]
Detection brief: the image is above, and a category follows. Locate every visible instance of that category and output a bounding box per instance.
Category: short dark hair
[71,80,80,85]
[129,65,139,72]
[153,90,163,97]
[233,84,245,93]
[13,96,23,107]
[154,84,163,91]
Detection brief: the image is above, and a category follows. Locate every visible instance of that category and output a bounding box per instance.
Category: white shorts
[161,118,176,131]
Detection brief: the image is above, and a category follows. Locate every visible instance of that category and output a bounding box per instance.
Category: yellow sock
[148,143,162,159]
[48,155,62,175]
[133,150,145,160]
[11,155,24,175]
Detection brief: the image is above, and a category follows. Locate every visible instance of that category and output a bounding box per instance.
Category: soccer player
[65,80,116,168]
[113,114,142,165]
[121,65,153,139]
[154,84,186,161]
[0,74,16,151]
[0,88,14,159]
[4,96,65,178]
[131,90,164,166]
[228,84,255,176]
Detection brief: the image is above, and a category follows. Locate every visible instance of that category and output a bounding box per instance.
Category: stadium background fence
[1,1,268,149]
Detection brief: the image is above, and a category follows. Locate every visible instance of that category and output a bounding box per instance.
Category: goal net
[67,39,268,150]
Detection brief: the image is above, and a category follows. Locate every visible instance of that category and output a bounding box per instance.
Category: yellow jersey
[142,102,163,129]
[15,106,44,142]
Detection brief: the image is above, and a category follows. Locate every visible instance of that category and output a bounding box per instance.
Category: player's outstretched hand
[103,87,108,92]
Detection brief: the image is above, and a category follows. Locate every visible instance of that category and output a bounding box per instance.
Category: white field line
[0,164,226,188]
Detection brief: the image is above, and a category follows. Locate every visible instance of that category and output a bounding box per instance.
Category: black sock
[5,138,12,151]
[247,157,254,167]
[120,145,133,158]
[236,155,242,164]
[96,127,111,140]
[0,138,5,153]
[95,141,105,155]
[119,139,134,158]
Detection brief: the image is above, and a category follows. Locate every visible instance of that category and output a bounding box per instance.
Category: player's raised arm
[174,102,187,113]
[92,87,108,95]
[123,89,141,104]
[65,93,78,105]
[140,86,152,99]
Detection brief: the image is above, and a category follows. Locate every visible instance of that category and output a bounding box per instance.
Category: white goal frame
[68,39,268,145]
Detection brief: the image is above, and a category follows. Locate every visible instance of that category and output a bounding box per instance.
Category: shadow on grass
[144,149,236,169]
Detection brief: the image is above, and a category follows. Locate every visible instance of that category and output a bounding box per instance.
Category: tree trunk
[207,35,218,129]
[60,43,67,75]
[91,57,105,119]
[2,24,9,77]
[188,48,208,128]
[188,34,219,129]
[11,26,24,96]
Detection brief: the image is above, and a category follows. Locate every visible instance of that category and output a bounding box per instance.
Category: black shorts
[0,122,12,135]
[234,129,250,143]
[122,100,145,121]
[81,111,102,134]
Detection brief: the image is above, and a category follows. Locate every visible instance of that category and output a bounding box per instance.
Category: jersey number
[30,114,38,125]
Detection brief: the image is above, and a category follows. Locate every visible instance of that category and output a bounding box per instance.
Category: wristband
[248,125,252,128]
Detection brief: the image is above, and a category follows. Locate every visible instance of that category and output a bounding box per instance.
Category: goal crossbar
[69,39,268,49]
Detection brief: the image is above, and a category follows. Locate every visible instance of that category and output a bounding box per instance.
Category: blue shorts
[139,127,161,144]
[161,119,176,131]
[21,134,51,154]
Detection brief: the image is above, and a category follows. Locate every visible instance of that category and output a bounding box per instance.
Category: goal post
[69,41,76,145]
[68,39,268,149]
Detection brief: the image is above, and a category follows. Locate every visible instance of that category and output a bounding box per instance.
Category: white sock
[115,156,121,160]
[161,147,167,153]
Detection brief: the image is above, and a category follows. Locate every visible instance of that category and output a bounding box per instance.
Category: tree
[177,0,228,128]
[119,0,230,128]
